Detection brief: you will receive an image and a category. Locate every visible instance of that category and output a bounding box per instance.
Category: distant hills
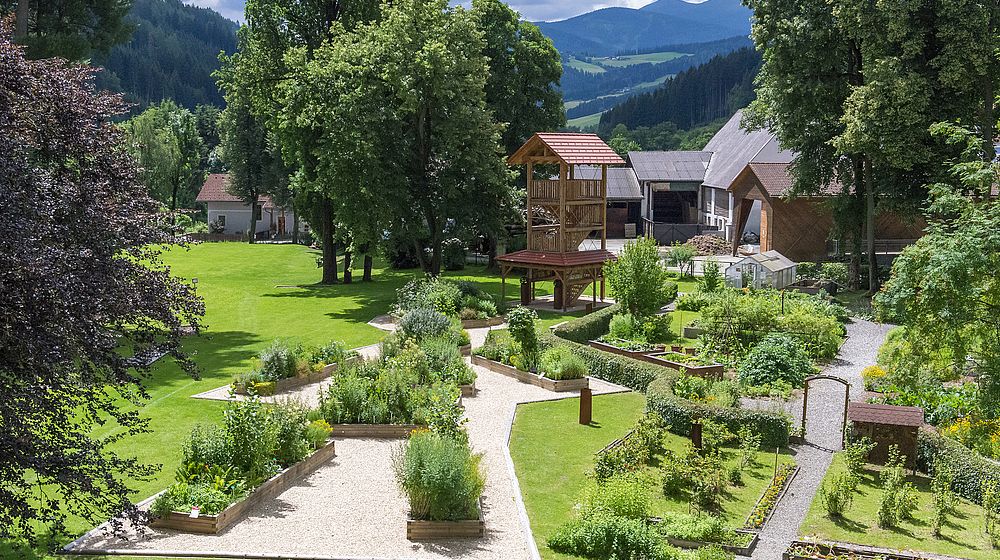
[94,0,238,113]
[536,0,752,57]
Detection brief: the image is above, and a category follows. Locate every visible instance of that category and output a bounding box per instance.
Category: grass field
[509,393,794,559]
[800,454,995,560]
[565,56,606,74]
[592,51,689,68]
[567,111,603,130]
[5,243,583,556]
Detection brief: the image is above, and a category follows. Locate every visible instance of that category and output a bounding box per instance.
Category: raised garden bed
[643,352,724,380]
[460,316,505,329]
[329,424,420,438]
[661,528,759,557]
[459,344,472,357]
[150,439,337,534]
[406,496,485,541]
[233,357,358,396]
[788,279,838,296]
[744,463,799,530]
[459,381,476,397]
[588,339,665,359]
[471,354,589,392]
[783,539,970,560]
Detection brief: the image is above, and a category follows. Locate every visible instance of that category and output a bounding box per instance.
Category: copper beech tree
[0,24,204,543]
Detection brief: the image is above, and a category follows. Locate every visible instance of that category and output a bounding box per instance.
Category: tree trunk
[486,234,498,271]
[248,200,258,244]
[291,211,298,245]
[849,226,862,291]
[170,183,179,226]
[15,0,28,39]
[864,157,878,295]
[343,249,352,284]
[363,254,373,282]
[429,237,442,277]
[320,198,338,284]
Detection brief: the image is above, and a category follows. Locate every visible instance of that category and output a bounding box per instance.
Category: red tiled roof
[196,173,275,207]
[496,249,616,268]
[509,133,625,166]
[848,402,924,427]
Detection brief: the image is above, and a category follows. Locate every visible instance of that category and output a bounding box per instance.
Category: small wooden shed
[847,402,924,470]
[724,250,797,289]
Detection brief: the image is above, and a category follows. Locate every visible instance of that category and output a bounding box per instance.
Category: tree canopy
[4,0,132,60]
[0,23,203,542]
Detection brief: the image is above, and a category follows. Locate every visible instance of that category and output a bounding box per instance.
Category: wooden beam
[559,162,567,253]
[526,160,534,252]
[601,164,608,251]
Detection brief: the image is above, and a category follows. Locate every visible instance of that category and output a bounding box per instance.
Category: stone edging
[471,354,589,392]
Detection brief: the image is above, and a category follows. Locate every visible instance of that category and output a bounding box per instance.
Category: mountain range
[535,0,752,56]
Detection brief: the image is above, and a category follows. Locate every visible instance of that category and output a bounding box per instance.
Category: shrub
[738,334,814,389]
[843,437,876,482]
[695,545,735,560]
[861,365,888,391]
[931,460,954,536]
[659,512,731,545]
[777,310,842,359]
[420,336,463,374]
[642,313,673,344]
[552,303,620,344]
[474,329,517,364]
[182,424,232,468]
[543,333,674,393]
[257,340,300,382]
[917,428,1000,506]
[270,401,311,467]
[876,446,917,528]
[305,420,333,449]
[507,306,540,368]
[820,262,849,285]
[441,238,466,271]
[392,430,485,521]
[820,473,854,518]
[796,261,819,279]
[738,425,761,470]
[309,340,350,366]
[547,512,681,560]
[224,393,279,484]
[609,313,641,341]
[666,242,697,277]
[672,373,710,401]
[700,259,722,293]
[708,380,740,408]
[676,292,712,312]
[700,418,734,453]
[398,308,453,342]
[581,475,649,520]
[661,449,690,497]
[605,236,674,317]
[646,377,791,448]
[394,277,465,316]
[539,346,587,380]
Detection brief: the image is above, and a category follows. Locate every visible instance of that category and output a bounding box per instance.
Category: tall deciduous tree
[744,0,999,293]
[218,94,279,243]
[0,24,203,542]
[4,0,133,60]
[121,100,205,223]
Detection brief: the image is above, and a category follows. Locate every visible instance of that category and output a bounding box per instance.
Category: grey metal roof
[626,151,712,183]
[702,110,794,190]
[739,250,796,273]
[572,165,643,200]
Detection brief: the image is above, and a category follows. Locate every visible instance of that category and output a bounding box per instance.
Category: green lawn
[509,393,794,559]
[567,111,603,130]
[60,243,577,537]
[593,51,689,67]
[801,454,995,560]
[565,56,606,74]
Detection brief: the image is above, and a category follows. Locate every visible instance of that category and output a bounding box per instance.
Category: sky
[184,0,660,24]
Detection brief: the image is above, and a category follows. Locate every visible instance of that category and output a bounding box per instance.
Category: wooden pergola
[498,133,624,310]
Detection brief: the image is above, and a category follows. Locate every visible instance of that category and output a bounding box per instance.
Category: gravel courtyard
[70,350,627,560]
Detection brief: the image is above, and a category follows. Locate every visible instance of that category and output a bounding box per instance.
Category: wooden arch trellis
[800,374,851,448]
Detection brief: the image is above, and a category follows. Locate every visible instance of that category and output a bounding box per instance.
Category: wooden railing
[530,179,604,202]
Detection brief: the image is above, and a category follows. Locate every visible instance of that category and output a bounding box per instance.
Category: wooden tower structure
[498,133,624,310]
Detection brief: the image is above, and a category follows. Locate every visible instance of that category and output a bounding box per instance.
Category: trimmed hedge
[552,304,620,344]
[646,377,791,448]
[917,427,1000,506]
[543,333,674,393]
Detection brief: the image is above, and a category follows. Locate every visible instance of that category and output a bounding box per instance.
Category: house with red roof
[195,174,305,239]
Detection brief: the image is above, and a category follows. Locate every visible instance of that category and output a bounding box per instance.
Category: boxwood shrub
[917,427,1000,505]
[552,304,620,344]
[646,377,791,448]
[542,333,674,392]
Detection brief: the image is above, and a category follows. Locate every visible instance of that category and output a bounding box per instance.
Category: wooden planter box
[329,424,421,438]
[471,354,589,392]
[460,381,476,397]
[787,279,838,296]
[233,358,357,396]
[682,326,706,339]
[406,497,485,541]
[664,531,759,557]
[459,344,472,357]
[460,316,505,329]
[150,439,337,534]
[783,539,966,560]
[588,340,664,359]
[642,352,724,380]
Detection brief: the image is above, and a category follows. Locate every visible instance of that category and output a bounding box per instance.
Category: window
[254,206,262,221]
[218,215,226,227]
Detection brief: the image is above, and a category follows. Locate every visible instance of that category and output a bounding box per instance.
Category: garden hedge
[646,377,791,448]
[917,427,1000,506]
[543,332,674,393]
[551,304,620,344]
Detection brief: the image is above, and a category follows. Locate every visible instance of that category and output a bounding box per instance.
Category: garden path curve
[746,319,892,559]
[68,325,627,560]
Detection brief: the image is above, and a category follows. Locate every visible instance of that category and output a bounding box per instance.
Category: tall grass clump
[393,430,485,521]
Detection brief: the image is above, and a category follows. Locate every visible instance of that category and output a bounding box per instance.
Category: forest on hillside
[597,47,761,135]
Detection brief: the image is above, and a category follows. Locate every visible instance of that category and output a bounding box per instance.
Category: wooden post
[601,164,608,251]
[842,384,850,448]
[691,421,703,450]
[559,162,567,252]
[579,388,592,425]
[800,381,809,438]
[526,161,534,251]
[500,266,507,301]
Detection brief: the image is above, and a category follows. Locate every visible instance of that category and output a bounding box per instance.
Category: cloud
[186,0,660,24]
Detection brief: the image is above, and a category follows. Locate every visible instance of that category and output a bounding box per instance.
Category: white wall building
[196,174,304,239]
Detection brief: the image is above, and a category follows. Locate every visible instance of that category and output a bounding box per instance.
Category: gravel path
[747,319,892,559]
[70,351,626,559]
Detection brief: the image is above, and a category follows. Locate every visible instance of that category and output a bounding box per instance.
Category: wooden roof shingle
[509,133,625,166]
[848,402,924,427]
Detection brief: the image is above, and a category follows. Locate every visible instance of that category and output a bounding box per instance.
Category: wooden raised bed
[329,424,421,438]
[663,530,759,557]
[744,464,799,530]
[150,439,337,534]
[643,352,724,380]
[233,357,358,396]
[783,539,967,560]
[471,354,589,392]
[460,316,505,329]
[406,497,485,541]
[459,344,472,357]
[460,381,476,397]
[588,340,664,359]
